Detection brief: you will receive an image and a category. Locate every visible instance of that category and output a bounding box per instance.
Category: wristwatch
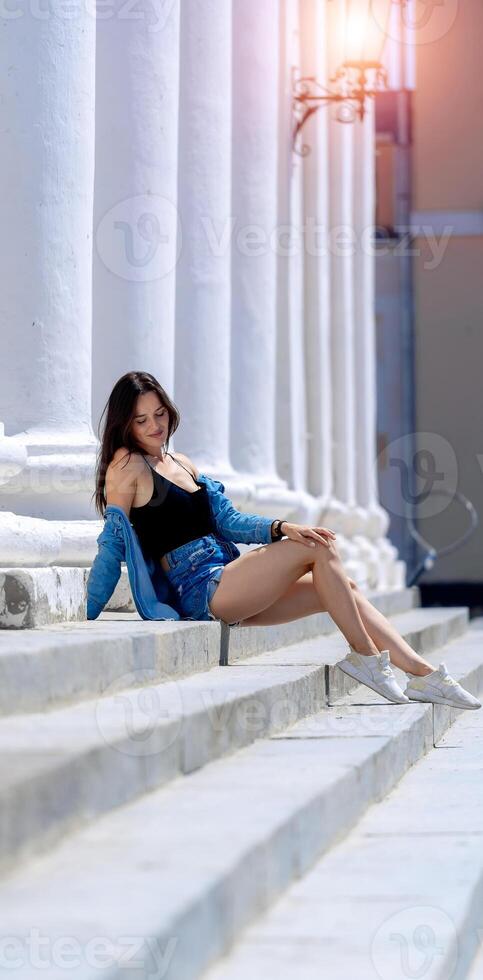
[272,519,286,541]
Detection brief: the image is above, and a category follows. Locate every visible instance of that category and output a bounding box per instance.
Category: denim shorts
[163,534,241,626]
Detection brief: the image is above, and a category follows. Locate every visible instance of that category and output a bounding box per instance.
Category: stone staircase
[0,587,482,979]
[204,668,483,980]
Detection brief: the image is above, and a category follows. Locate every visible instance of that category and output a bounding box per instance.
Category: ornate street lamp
[293,0,398,154]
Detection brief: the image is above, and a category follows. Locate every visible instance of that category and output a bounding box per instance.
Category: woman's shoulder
[108,447,146,475]
[171,451,200,481]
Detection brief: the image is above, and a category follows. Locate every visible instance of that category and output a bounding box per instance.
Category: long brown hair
[93,371,180,517]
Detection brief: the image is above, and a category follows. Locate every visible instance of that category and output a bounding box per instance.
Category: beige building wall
[412,0,483,582]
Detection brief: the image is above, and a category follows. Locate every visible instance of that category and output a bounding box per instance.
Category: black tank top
[130,452,215,559]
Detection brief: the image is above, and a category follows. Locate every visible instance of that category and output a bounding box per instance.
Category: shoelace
[441,675,458,687]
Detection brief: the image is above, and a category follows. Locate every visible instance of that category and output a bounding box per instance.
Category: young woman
[94,371,480,711]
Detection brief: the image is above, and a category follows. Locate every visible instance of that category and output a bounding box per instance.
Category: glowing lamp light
[342,0,391,65]
[293,0,397,155]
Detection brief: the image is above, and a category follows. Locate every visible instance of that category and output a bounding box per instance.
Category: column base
[0,424,27,486]
[0,428,98,520]
[0,512,101,567]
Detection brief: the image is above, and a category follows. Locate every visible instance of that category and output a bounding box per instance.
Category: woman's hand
[281,522,337,549]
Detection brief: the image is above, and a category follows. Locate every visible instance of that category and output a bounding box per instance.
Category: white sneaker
[404,662,482,710]
[335,648,409,703]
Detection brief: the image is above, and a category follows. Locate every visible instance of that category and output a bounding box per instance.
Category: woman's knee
[310,536,341,566]
[273,538,317,576]
[270,536,340,571]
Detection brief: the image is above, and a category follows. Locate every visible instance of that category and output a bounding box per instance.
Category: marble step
[0,624,481,980]
[0,586,419,715]
[204,663,483,980]
[0,606,465,875]
[467,930,483,979]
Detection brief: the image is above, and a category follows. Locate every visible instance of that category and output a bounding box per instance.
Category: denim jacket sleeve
[198,473,276,545]
[86,518,125,620]
[86,507,181,622]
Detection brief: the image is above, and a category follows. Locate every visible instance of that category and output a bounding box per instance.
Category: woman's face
[130,391,169,455]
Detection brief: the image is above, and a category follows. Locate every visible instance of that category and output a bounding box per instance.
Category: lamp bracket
[292,64,388,156]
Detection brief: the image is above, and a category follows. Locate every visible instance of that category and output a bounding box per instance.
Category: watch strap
[273,519,284,540]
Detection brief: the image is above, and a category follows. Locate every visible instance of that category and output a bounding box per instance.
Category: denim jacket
[86,472,276,621]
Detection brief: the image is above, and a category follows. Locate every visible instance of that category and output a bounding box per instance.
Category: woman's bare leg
[241,572,435,677]
[208,538,380,656]
[347,585,435,675]
[239,573,327,625]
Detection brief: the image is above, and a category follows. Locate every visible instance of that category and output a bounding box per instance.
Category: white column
[353,103,403,588]
[402,0,417,90]
[323,0,368,581]
[174,0,246,488]
[300,0,339,518]
[327,118,368,582]
[383,0,403,91]
[328,127,361,522]
[0,10,97,521]
[275,0,315,521]
[382,0,417,93]
[230,0,287,506]
[92,2,181,430]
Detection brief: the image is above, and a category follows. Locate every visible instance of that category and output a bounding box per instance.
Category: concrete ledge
[0,567,87,629]
[0,619,221,716]
[0,566,135,629]
[0,589,420,716]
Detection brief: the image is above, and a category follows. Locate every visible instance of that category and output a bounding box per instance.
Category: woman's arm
[105,448,144,516]
[178,455,287,545]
